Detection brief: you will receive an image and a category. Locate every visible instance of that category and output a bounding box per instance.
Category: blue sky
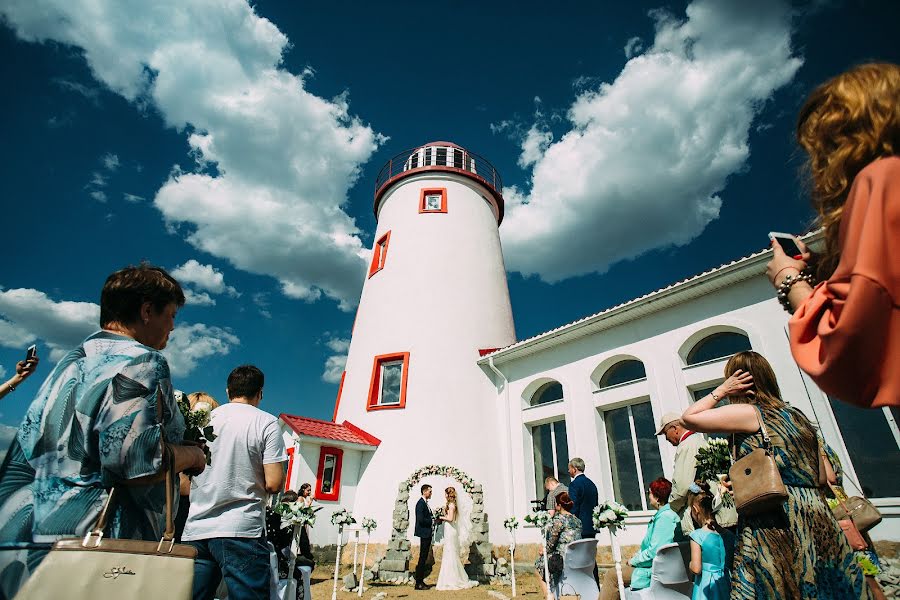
[1,0,897,426]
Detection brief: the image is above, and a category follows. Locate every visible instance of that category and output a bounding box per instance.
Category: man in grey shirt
[544,476,568,516]
[183,365,287,599]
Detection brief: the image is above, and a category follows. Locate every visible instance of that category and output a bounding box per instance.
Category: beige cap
[656,411,683,435]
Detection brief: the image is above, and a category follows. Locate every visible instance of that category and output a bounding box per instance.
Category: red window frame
[332,371,346,422]
[368,231,391,278]
[284,446,295,491]
[315,446,344,501]
[366,352,410,411]
[419,187,448,214]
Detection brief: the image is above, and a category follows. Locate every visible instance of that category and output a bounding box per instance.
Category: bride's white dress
[436,504,479,591]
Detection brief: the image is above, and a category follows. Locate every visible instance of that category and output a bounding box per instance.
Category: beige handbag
[15,465,196,600]
[729,408,788,516]
[830,486,883,533]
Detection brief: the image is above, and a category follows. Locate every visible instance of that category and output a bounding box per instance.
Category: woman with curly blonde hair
[766,62,899,409]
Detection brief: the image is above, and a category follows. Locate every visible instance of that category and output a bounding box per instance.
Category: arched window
[598,360,646,389]
[686,332,751,366]
[531,381,563,407]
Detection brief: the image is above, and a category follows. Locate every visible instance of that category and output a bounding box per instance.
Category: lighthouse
[332,142,516,571]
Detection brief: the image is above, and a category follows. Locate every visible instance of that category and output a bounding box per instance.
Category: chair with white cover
[557,539,599,600]
[622,542,692,600]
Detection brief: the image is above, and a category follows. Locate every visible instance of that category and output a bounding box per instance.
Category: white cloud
[102,153,119,171]
[499,0,802,282]
[90,172,107,187]
[171,260,239,297]
[183,289,216,307]
[162,323,240,378]
[252,292,272,319]
[123,193,145,203]
[321,336,349,384]
[0,287,237,374]
[89,190,107,203]
[1,0,383,311]
[0,288,99,361]
[624,36,644,58]
[0,365,6,379]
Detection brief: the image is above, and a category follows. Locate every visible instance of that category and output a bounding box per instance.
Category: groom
[414,484,434,590]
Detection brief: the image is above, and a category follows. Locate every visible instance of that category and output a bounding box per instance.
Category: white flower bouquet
[524,510,551,529]
[592,500,629,530]
[331,508,357,528]
[695,438,734,506]
[275,501,322,529]
[503,517,519,531]
[176,391,216,465]
[361,517,377,533]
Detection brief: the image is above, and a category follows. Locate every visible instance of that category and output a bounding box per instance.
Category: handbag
[829,485,882,533]
[729,408,788,516]
[15,462,196,599]
[558,583,580,600]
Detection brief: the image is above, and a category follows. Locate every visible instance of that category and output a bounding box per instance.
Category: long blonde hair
[444,487,458,513]
[724,351,784,410]
[797,62,900,278]
[188,391,220,411]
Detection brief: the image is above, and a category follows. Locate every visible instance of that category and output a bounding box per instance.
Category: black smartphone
[768,232,803,259]
[25,345,37,362]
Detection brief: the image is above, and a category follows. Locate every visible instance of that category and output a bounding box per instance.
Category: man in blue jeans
[182,365,287,599]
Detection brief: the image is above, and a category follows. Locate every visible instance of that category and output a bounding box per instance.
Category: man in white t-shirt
[183,365,287,600]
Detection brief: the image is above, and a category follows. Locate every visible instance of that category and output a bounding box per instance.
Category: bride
[435,487,479,590]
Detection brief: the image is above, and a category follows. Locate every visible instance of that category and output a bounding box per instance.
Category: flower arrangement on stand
[331,509,357,600]
[358,518,377,597]
[503,517,519,597]
[593,501,629,599]
[524,511,552,598]
[694,438,734,506]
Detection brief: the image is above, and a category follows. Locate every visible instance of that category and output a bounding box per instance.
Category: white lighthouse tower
[334,142,516,574]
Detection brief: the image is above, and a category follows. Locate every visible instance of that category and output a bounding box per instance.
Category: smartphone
[25,345,37,362]
[768,232,803,259]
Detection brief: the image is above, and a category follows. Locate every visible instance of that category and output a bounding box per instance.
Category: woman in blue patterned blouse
[0,264,207,598]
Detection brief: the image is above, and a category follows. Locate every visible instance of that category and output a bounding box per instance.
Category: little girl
[688,484,735,600]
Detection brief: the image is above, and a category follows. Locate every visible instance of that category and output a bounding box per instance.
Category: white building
[279,142,900,564]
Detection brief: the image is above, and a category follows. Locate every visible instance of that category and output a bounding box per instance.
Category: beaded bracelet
[777,272,816,313]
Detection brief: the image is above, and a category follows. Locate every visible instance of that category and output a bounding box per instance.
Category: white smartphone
[25,344,37,362]
[768,232,804,259]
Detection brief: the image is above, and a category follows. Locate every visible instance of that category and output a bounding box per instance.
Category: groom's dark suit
[414,496,433,586]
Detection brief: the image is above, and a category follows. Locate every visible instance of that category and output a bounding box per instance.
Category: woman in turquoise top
[688,484,735,600]
[599,477,680,599]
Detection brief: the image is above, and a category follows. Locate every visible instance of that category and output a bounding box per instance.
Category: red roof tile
[279,414,380,447]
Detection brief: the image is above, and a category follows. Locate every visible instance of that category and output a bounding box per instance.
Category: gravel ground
[309,571,543,600]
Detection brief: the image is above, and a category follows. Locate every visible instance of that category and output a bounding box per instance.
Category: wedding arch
[373,464,496,583]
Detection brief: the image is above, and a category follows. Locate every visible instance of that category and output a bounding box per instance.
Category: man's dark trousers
[413,496,434,586]
[415,535,432,585]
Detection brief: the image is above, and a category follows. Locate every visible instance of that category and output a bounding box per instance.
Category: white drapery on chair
[622,542,692,600]
[557,539,599,600]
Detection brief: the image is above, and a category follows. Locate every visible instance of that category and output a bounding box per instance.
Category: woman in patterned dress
[682,351,871,599]
[535,491,581,599]
[0,264,207,599]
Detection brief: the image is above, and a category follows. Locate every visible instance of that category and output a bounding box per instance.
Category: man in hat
[656,411,705,535]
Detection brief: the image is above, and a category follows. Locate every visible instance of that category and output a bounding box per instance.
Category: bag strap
[83,393,178,552]
[731,406,770,462]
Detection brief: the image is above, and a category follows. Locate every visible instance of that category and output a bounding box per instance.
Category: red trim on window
[285,446,296,492]
[419,187,448,214]
[366,352,410,411]
[315,446,343,501]
[332,371,346,422]
[478,348,501,357]
[368,231,391,278]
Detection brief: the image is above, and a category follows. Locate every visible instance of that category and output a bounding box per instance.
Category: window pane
[605,406,642,511]
[686,332,751,365]
[452,149,464,168]
[829,398,900,498]
[380,361,403,405]
[425,194,441,210]
[531,381,563,406]
[408,151,419,169]
[532,423,554,499]
[599,360,646,388]
[435,147,448,166]
[322,454,336,492]
[554,421,571,486]
[631,402,664,494]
